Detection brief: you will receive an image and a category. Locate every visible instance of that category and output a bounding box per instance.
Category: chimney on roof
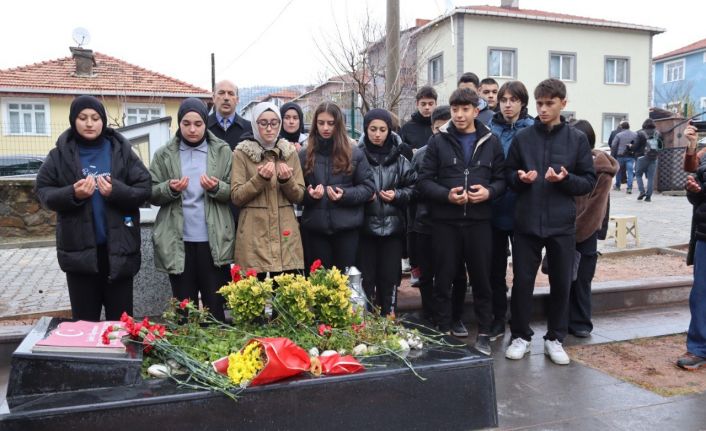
[500,0,519,8]
[69,47,96,77]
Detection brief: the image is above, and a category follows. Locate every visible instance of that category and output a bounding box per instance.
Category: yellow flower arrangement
[272,274,316,325]
[310,267,355,328]
[218,276,273,324]
[227,342,264,386]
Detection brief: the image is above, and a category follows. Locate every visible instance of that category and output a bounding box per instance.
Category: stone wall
[0,178,55,238]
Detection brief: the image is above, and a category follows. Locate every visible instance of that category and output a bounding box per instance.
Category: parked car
[0,155,45,177]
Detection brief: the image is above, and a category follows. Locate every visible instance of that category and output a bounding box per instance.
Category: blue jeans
[616,157,635,190]
[688,241,706,357]
[635,156,657,197]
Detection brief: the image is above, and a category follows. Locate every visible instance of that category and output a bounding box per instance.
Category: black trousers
[168,242,229,322]
[510,233,575,342]
[417,232,468,322]
[66,244,133,321]
[432,221,493,333]
[359,234,402,316]
[490,226,513,325]
[408,231,418,268]
[569,232,598,333]
[305,229,359,272]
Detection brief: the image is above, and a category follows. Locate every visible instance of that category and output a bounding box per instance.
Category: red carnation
[230,265,242,282]
[282,230,291,237]
[318,324,332,336]
[179,299,190,310]
[245,268,258,278]
[101,328,111,345]
[310,259,322,274]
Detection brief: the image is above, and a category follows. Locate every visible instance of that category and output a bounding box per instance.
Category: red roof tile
[0,52,210,97]
[266,90,299,100]
[654,38,706,61]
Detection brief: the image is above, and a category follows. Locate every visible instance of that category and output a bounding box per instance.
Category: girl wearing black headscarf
[149,98,234,321]
[357,109,417,316]
[279,102,309,150]
[35,95,151,321]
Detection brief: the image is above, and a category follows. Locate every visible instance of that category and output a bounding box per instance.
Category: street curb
[0,240,55,250]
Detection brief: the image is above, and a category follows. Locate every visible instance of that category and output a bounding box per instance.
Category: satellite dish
[72,28,91,48]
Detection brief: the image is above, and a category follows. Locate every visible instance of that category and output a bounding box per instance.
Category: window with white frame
[602,113,627,144]
[2,98,50,135]
[664,59,685,83]
[124,104,165,126]
[428,54,443,85]
[488,48,516,78]
[605,57,629,84]
[549,52,576,81]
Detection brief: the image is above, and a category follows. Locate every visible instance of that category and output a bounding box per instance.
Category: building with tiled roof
[652,38,706,117]
[413,1,664,144]
[0,48,211,157]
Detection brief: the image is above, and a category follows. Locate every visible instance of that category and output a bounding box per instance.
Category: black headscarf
[69,95,108,144]
[363,108,394,154]
[177,98,209,147]
[279,102,305,143]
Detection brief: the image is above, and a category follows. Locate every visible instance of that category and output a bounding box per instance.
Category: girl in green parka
[149,98,234,321]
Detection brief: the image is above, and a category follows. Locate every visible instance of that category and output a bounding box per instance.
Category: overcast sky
[0,0,699,90]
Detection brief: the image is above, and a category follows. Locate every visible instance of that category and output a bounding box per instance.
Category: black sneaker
[637,193,646,200]
[451,320,469,337]
[436,325,451,336]
[644,196,651,202]
[489,321,506,341]
[474,334,491,356]
[570,329,591,338]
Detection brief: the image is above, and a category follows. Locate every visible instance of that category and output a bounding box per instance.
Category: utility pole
[211,53,216,93]
[385,0,400,116]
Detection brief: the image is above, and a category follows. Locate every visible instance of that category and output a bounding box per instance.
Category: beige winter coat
[231,138,305,272]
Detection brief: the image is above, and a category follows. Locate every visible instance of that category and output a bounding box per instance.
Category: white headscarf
[251,102,282,148]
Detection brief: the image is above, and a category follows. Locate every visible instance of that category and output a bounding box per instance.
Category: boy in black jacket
[418,89,506,355]
[504,79,596,365]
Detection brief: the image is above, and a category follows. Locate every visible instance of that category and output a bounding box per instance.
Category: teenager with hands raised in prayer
[231,102,305,280]
[417,88,506,355]
[299,102,374,271]
[35,95,151,321]
[149,98,234,321]
[503,79,596,365]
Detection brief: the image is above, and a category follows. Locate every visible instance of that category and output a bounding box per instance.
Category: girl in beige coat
[231,102,305,276]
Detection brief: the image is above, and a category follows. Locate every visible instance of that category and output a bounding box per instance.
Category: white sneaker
[544,339,570,365]
[401,258,411,273]
[505,337,531,360]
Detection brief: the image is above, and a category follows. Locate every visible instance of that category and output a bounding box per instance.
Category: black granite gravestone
[0,318,498,431]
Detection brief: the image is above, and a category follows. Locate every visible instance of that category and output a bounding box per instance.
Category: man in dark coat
[399,86,437,151]
[503,79,596,366]
[207,80,252,150]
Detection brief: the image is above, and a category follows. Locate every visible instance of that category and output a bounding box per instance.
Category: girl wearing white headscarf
[231,102,305,277]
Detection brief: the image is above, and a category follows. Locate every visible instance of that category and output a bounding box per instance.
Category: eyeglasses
[256,120,281,129]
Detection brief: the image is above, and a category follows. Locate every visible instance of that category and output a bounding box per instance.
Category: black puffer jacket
[35,128,151,280]
[417,120,506,223]
[400,111,433,150]
[299,141,375,234]
[505,118,596,237]
[410,146,431,233]
[359,138,417,237]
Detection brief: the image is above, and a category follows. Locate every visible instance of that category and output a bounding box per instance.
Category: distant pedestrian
[504,79,596,365]
[35,95,151,321]
[611,121,638,193]
[634,118,663,202]
[678,123,706,370]
[299,102,375,271]
[150,98,234,321]
[231,102,305,278]
[568,119,618,338]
